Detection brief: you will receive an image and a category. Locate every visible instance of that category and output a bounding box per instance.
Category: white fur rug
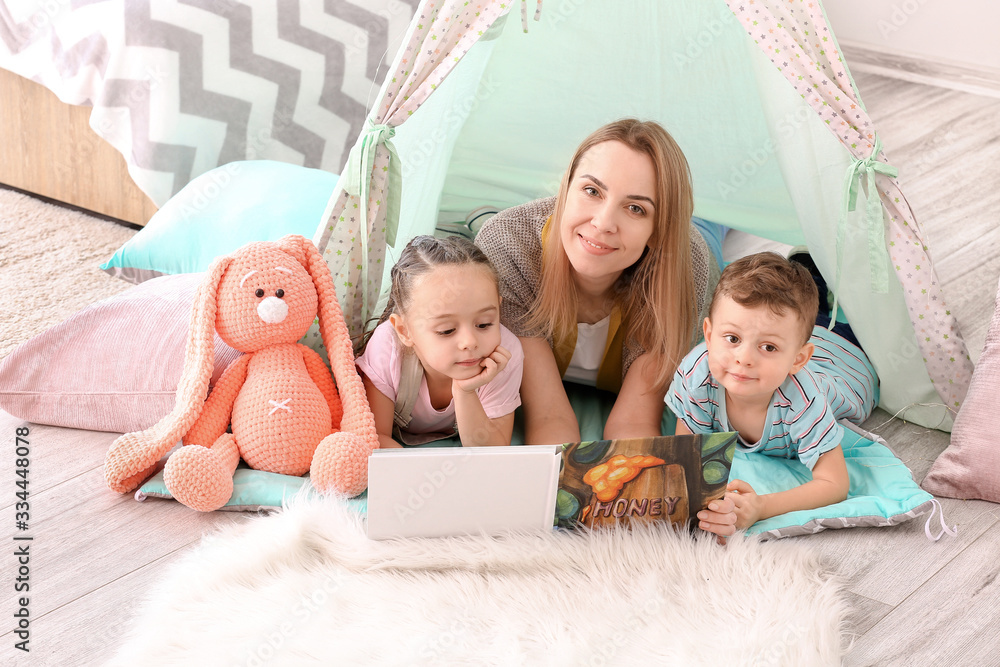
[108,498,847,666]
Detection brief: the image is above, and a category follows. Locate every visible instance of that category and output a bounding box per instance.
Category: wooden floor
[809,71,1000,666]
[2,70,1000,666]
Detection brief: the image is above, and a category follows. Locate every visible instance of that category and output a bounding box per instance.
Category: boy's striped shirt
[666,326,878,470]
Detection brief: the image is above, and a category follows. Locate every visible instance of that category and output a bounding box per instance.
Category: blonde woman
[476,119,737,536]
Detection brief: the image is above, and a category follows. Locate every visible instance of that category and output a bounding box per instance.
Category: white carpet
[0,187,135,359]
[108,497,848,666]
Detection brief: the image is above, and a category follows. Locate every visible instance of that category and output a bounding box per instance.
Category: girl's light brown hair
[709,252,819,344]
[525,118,696,391]
[357,235,500,353]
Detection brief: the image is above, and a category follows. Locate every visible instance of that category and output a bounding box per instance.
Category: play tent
[309,0,973,431]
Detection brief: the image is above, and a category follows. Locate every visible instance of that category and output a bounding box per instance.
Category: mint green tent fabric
[313,0,970,431]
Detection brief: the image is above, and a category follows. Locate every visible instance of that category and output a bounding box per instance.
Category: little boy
[666,252,878,530]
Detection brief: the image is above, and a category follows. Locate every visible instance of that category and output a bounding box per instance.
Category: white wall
[824,0,1000,72]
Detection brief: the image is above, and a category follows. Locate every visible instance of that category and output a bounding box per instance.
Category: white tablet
[366,445,562,540]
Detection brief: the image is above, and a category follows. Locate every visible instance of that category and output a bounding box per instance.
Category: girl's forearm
[360,373,404,450]
[377,433,403,449]
[453,390,509,447]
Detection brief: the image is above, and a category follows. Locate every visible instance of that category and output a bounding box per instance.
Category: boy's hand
[727,479,765,530]
[453,345,511,395]
[697,494,738,539]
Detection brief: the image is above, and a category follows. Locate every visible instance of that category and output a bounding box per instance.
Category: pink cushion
[922,275,1000,503]
[0,273,242,433]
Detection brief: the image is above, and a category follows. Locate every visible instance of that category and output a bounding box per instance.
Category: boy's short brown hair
[709,252,819,344]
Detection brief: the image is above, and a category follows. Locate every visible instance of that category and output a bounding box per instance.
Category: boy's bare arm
[729,445,849,529]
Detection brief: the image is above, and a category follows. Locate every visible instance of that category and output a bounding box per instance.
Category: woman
[476,118,719,445]
[477,119,737,537]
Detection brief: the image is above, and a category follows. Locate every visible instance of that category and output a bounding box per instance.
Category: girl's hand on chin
[453,345,512,394]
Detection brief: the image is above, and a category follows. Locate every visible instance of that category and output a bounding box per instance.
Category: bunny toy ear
[277,235,376,434]
[104,253,234,494]
[307,240,374,430]
[276,235,379,493]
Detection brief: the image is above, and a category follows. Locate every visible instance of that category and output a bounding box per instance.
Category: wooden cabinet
[0,68,157,226]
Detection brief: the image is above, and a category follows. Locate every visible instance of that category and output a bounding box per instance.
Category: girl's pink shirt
[356,320,523,435]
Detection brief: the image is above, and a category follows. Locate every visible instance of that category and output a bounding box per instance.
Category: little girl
[356,235,524,447]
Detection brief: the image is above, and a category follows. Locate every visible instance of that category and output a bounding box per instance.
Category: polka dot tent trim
[724,0,972,410]
[313,1,512,346]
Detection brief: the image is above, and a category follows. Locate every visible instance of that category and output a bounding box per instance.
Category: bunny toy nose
[257,296,288,323]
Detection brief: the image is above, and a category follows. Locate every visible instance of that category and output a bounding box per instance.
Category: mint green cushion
[137,464,367,513]
[136,387,931,538]
[736,428,934,537]
[101,161,338,283]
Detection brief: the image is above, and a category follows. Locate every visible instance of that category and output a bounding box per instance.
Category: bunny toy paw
[164,434,241,512]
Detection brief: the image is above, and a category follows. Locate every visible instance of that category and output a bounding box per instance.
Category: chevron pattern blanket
[0,0,417,206]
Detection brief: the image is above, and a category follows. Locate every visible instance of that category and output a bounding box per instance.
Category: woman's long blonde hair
[525,119,696,391]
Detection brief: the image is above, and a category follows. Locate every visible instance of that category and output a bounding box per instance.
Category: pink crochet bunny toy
[104,234,378,511]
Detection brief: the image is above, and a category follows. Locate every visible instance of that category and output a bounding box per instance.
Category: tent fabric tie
[342,119,402,317]
[923,498,957,542]
[830,133,899,326]
[521,0,542,32]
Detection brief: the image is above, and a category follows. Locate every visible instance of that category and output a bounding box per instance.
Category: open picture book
[556,432,738,530]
